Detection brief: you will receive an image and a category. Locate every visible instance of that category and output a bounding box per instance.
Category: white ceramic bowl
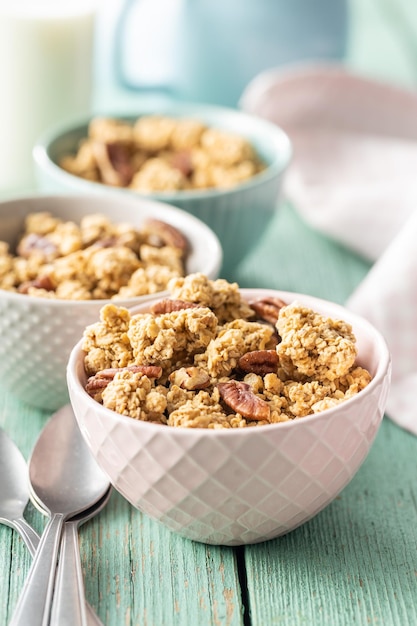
[33,103,292,275]
[67,289,391,546]
[0,194,221,410]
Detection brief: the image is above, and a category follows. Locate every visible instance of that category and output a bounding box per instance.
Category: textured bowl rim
[67,288,391,435]
[33,103,293,202]
[0,192,223,306]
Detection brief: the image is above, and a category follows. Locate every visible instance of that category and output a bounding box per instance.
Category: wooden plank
[243,420,417,626]
[80,491,244,626]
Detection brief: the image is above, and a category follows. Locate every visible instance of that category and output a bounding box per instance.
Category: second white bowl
[0,193,221,410]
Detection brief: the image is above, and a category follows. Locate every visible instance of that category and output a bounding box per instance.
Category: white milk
[0,1,97,192]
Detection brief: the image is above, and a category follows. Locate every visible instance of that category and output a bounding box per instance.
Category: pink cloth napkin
[240,63,417,435]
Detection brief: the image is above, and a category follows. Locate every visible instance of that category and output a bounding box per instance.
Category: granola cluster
[82,274,372,428]
[60,115,265,192]
[0,212,188,300]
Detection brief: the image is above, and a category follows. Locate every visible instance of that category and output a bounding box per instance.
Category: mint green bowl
[33,103,292,276]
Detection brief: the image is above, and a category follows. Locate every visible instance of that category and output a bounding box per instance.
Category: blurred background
[1,0,417,195]
[94,0,417,109]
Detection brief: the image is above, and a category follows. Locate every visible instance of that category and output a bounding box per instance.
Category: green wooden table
[1,1,417,624]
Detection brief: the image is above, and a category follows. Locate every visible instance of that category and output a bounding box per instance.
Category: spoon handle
[9,512,64,626]
[10,516,103,626]
[49,521,88,626]
[11,516,41,557]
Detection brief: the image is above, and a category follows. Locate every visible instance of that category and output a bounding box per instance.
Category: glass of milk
[0,1,97,193]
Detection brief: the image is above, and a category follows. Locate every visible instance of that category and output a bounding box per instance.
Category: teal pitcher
[114,0,348,107]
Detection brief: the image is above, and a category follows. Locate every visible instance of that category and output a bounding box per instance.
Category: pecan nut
[170,150,193,177]
[91,236,119,249]
[86,364,162,396]
[17,233,58,261]
[143,219,188,252]
[249,297,287,326]
[238,350,278,375]
[150,299,199,315]
[217,381,270,421]
[92,141,134,187]
[18,275,55,294]
[169,367,210,391]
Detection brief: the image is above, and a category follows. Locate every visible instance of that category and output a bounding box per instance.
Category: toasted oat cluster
[0,212,188,300]
[60,115,265,192]
[82,274,372,428]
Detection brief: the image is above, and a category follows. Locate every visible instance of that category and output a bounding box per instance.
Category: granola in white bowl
[67,275,390,544]
[82,273,371,428]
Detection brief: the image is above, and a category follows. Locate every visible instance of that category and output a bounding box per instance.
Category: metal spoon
[0,427,40,555]
[31,486,111,626]
[0,426,106,626]
[10,405,110,626]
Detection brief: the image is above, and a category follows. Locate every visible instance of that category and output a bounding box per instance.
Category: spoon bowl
[0,428,40,555]
[0,428,29,521]
[29,406,110,517]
